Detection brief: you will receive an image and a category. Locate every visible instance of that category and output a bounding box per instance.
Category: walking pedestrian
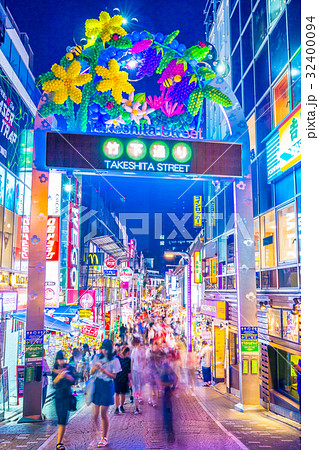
[52,350,76,450]
[90,339,122,447]
[200,341,212,386]
[131,337,145,414]
[158,351,178,444]
[114,346,131,414]
[42,349,51,408]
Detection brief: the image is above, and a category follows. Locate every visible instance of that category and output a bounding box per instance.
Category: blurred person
[119,323,127,343]
[185,350,199,395]
[69,348,82,391]
[145,340,160,407]
[91,339,122,447]
[200,341,212,387]
[82,343,91,383]
[131,337,145,414]
[158,351,178,444]
[113,343,121,357]
[52,350,76,450]
[114,346,131,414]
[42,349,51,408]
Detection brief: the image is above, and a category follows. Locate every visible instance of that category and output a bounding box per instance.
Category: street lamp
[164,251,192,352]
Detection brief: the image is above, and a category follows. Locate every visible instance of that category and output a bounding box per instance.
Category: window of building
[229,332,239,365]
[227,234,235,266]
[242,21,253,75]
[234,83,242,108]
[231,3,240,52]
[231,43,241,89]
[2,31,12,61]
[268,308,282,338]
[9,42,20,77]
[0,205,3,266]
[255,43,270,102]
[261,269,277,288]
[270,13,288,82]
[227,275,236,289]
[297,196,301,262]
[258,150,274,214]
[254,218,260,270]
[2,208,14,268]
[243,65,255,116]
[273,72,290,127]
[256,271,260,288]
[268,0,285,27]
[230,0,238,13]
[253,0,267,54]
[5,173,15,212]
[225,183,234,230]
[273,349,300,402]
[278,266,298,288]
[217,192,225,236]
[278,204,297,263]
[291,51,301,109]
[256,93,271,153]
[260,210,276,268]
[275,171,294,205]
[282,310,299,343]
[287,0,301,58]
[240,0,251,29]
[251,160,258,216]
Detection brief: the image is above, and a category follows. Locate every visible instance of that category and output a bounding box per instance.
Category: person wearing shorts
[114,347,131,414]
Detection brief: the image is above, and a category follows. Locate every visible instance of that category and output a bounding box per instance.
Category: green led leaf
[187,88,204,116]
[110,37,132,49]
[163,30,180,45]
[156,50,176,74]
[134,93,146,104]
[184,45,209,62]
[37,71,56,86]
[197,66,216,81]
[202,85,232,107]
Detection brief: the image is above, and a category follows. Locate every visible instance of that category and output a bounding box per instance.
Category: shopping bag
[85,375,96,406]
[69,393,77,411]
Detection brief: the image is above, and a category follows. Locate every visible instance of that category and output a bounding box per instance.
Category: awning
[12,310,72,333]
[91,235,127,259]
[50,305,80,318]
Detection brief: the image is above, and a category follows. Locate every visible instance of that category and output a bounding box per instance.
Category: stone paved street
[0,383,301,450]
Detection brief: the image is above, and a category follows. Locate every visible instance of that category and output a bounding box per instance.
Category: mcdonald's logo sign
[86,253,104,266]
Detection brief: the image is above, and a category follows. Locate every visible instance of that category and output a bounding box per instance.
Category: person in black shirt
[52,350,75,450]
[114,347,131,414]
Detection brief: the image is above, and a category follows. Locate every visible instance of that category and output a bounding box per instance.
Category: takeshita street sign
[46,132,242,179]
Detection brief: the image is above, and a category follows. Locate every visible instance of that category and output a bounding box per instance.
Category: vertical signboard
[194,196,202,227]
[79,290,96,322]
[67,202,80,305]
[45,217,60,308]
[194,251,202,283]
[210,257,217,284]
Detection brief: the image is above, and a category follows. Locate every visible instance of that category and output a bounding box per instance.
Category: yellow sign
[0,272,9,284]
[79,309,92,319]
[194,196,202,227]
[194,251,202,283]
[9,273,28,287]
[210,258,217,284]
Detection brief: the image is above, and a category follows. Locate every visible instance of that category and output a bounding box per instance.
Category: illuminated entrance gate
[21,10,258,421]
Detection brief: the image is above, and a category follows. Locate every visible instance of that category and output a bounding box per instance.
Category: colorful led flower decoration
[39,174,48,183]
[123,100,154,125]
[158,60,186,91]
[85,11,127,45]
[95,59,134,104]
[161,101,185,117]
[236,181,246,190]
[121,91,135,109]
[146,93,167,110]
[131,39,153,54]
[106,115,126,127]
[42,61,92,104]
[31,235,40,245]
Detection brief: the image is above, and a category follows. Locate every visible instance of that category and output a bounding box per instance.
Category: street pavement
[0,383,301,450]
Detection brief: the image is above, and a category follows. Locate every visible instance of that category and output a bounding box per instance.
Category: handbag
[69,393,77,411]
[85,375,96,406]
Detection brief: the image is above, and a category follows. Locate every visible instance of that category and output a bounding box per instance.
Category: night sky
[7,0,207,272]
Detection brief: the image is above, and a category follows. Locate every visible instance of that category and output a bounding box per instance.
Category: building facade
[203,0,301,421]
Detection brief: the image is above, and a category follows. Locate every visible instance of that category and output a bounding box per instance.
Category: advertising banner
[47,172,62,216]
[82,324,99,338]
[0,291,18,312]
[46,217,60,261]
[194,251,202,283]
[67,202,80,305]
[240,326,259,352]
[194,196,202,227]
[45,261,60,308]
[79,290,96,322]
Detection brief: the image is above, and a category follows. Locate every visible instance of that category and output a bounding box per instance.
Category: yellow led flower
[95,59,134,104]
[42,61,92,104]
[85,11,126,45]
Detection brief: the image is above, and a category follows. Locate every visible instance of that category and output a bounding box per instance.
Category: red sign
[104,257,117,269]
[46,217,60,261]
[79,290,96,322]
[82,324,99,338]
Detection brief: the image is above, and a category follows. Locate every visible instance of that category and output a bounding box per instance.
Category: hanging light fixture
[260,301,266,311]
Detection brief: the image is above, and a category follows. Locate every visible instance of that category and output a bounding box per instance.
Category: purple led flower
[136,47,162,78]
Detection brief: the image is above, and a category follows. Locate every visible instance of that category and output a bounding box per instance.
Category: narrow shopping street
[0,381,300,450]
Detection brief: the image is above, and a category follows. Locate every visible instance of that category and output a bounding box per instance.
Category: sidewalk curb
[264,412,301,431]
[0,393,55,426]
[37,403,87,450]
[194,390,249,450]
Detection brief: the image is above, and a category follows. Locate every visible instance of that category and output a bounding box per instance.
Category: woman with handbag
[90,339,122,448]
[52,350,76,450]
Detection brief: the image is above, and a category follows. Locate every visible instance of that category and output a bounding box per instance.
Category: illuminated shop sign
[194,251,202,283]
[46,132,242,178]
[194,196,202,227]
[67,202,80,304]
[200,300,228,319]
[266,105,301,182]
[9,273,28,287]
[46,217,60,261]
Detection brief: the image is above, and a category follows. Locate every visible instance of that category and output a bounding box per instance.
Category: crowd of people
[50,306,212,449]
